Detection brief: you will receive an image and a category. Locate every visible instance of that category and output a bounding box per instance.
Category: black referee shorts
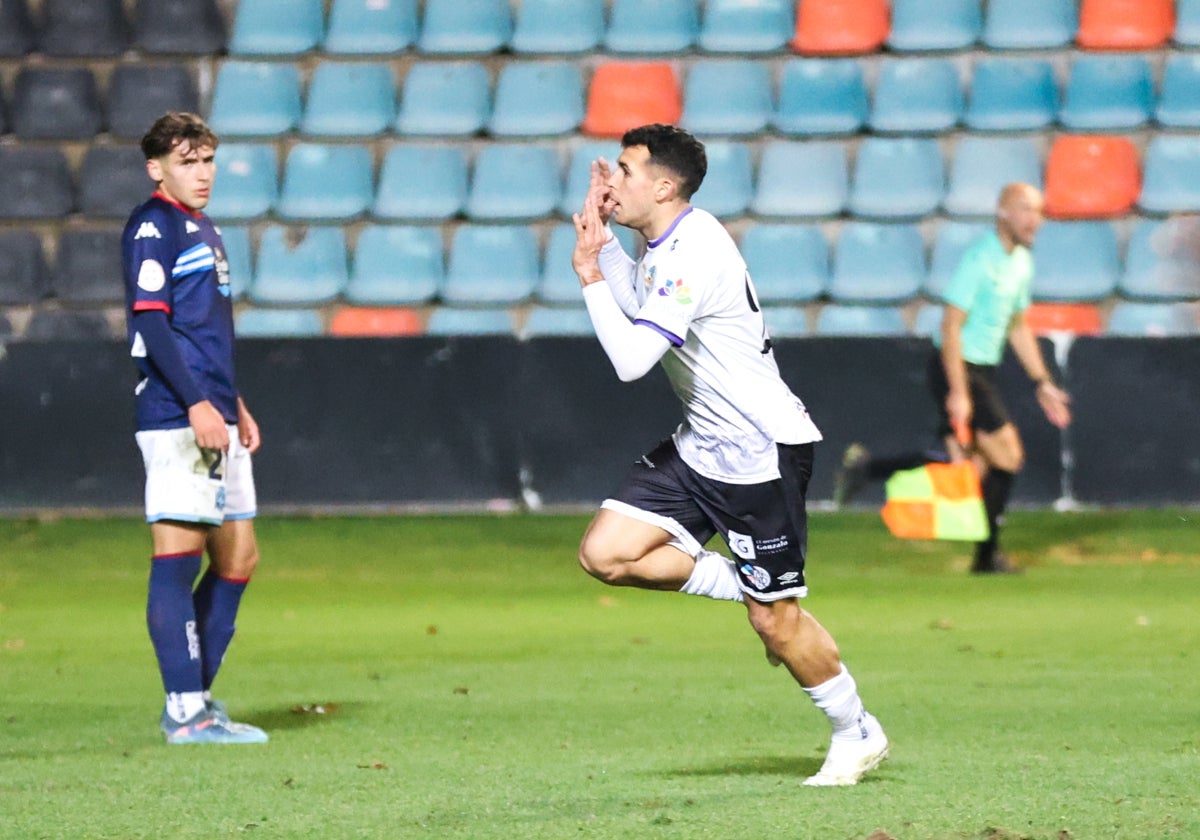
[926,349,1011,438]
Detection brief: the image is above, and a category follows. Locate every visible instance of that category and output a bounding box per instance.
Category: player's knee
[578,536,626,585]
[221,544,260,581]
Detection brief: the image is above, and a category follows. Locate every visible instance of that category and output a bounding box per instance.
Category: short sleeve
[632,250,709,345]
[942,244,982,312]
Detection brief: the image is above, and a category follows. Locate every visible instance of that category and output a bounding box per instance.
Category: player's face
[606,145,664,232]
[999,188,1044,249]
[147,141,216,212]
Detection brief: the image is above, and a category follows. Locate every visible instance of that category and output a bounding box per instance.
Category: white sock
[803,665,868,741]
[166,691,207,723]
[679,550,744,601]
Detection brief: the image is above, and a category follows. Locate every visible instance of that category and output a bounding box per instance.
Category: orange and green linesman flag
[880,461,989,541]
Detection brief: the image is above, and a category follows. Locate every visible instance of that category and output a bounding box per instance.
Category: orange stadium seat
[1023,303,1103,336]
[791,0,889,55]
[329,307,424,337]
[581,62,681,138]
[1077,0,1175,50]
[1043,135,1141,219]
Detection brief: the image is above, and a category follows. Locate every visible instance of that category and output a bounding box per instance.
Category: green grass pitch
[1,511,1197,839]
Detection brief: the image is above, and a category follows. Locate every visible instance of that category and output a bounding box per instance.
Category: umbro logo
[134,221,162,240]
[185,220,200,234]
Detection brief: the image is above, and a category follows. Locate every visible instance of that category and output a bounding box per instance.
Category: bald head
[996,182,1044,250]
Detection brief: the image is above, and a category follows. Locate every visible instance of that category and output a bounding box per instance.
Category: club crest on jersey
[137,259,166,292]
[657,278,692,304]
[642,265,656,289]
[134,221,162,240]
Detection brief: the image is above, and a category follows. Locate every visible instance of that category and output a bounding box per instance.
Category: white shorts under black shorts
[603,438,813,602]
[135,424,257,526]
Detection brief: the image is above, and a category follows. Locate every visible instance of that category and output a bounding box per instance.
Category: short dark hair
[140,112,219,160]
[621,123,707,200]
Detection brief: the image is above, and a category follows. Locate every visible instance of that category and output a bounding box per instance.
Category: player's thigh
[207,517,259,579]
[580,507,677,564]
[973,422,1024,473]
[150,520,208,556]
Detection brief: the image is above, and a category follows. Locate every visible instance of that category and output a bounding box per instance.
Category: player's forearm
[596,235,639,318]
[582,283,670,382]
[132,310,205,407]
[1008,321,1052,384]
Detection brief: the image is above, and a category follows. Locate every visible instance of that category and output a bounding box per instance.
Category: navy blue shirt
[122,193,237,430]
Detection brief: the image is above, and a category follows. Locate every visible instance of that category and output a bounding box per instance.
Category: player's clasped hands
[572,158,614,287]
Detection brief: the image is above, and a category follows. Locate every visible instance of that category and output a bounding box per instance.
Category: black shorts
[605,438,813,601]
[926,349,1011,437]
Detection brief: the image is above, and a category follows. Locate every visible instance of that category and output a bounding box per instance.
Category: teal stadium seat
[697,0,792,53]
[235,308,324,337]
[965,58,1057,132]
[751,141,848,218]
[1154,55,1200,129]
[346,225,443,306]
[943,136,1042,217]
[395,61,490,137]
[443,225,539,305]
[417,0,512,54]
[204,143,278,222]
[228,0,324,55]
[466,144,561,222]
[869,58,963,134]
[323,0,416,54]
[1177,0,1200,46]
[763,307,810,338]
[888,0,981,51]
[1107,302,1200,336]
[521,306,595,338]
[426,307,514,336]
[1119,219,1200,301]
[277,143,373,222]
[926,221,990,299]
[912,303,945,338]
[537,223,638,305]
[830,223,925,304]
[488,61,584,137]
[772,59,867,136]
[373,143,468,221]
[606,0,698,53]
[1059,55,1153,131]
[690,140,753,218]
[1030,221,1119,302]
[510,0,604,54]
[815,304,908,336]
[208,61,302,137]
[558,140,622,216]
[681,59,772,136]
[300,62,395,137]
[218,225,253,300]
[1139,136,1200,215]
[251,225,347,306]
[981,0,1076,49]
[740,224,828,304]
[849,137,944,219]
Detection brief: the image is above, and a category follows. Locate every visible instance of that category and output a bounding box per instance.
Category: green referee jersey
[933,231,1033,366]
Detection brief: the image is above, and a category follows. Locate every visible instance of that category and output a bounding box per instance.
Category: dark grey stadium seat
[79,146,153,219]
[51,229,125,305]
[12,68,104,140]
[37,0,128,57]
[0,85,7,135]
[0,0,35,57]
[0,147,75,219]
[0,311,12,340]
[23,309,118,341]
[133,0,226,54]
[107,63,199,140]
[0,230,50,305]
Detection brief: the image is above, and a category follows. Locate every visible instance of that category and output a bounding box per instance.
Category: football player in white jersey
[571,124,888,786]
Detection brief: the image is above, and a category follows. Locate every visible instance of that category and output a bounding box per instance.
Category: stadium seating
[329,306,424,337]
[982,0,1077,49]
[11,68,103,140]
[740,223,828,304]
[888,0,982,52]
[344,225,443,306]
[442,225,539,305]
[943,136,1042,217]
[51,228,124,305]
[218,225,253,299]
[829,223,925,304]
[763,306,811,338]
[0,0,34,56]
[417,0,512,54]
[426,307,514,336]
[236,308,324,337]
[1030,221,1120,301]
[511,0,604,54]
[276,144,373,222]
[868,58,963,134]
[582,62,682,138]
[0,230,48,305]
[690,140,753,218]
[395,61,491,137]
[208,61,302,137]
[521,306,595,338]
[1138,136,1200,215]
[300,62,396,137]
[36,0,127,57]
[849,137,945,220]
[751,141,848,218]
[1154,54,1200,128]
[605,0,698,53]
[815,304,908,336]
[204,143,278,222]
[1107,301,1200,336]
[488,61,585,138]
[1120,218,1200,301]
[227,0,323,55]
[78,145,151,219]
[1043,135,1141,219]
[912,303,944,337]
[926,221,991,299]
[373,144,468,222]
[323,0,417,55]
[466,144,562,222]
[1023,303,1103,336]
[558,140,623,216]
[536,223,636,306]
[681,59,772,136]
[1076,0,1175,50]
[791,0,889,55]
[0,147,74,220]
[131,0,226,55]
[24,309,118,341]
[964,58,1057,132]
[251,225,348,306]
[1059,55,1154,130]
[0,312,11,340]
[1177,0,1200,46]
[772,59,868,136]
[107,63,199,140]
[698,0,793,53]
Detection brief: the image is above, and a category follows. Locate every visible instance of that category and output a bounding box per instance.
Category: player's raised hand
[189,399,230,451]
[572,199,607,287]
[585,158,616,224]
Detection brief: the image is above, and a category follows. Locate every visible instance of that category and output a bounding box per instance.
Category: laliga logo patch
[137,259,166,292]
[727,530,756,560]
[740,564,772,591]
[657,278,692,304]
[642,265,656,289]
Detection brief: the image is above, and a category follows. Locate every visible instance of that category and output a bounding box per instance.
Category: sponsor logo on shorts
[756,535,791,555]
[727,530,756,560]
[740,564,772,591]
[778,571,800,584]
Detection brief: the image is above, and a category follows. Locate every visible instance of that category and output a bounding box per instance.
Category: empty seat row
[0,0,224,58]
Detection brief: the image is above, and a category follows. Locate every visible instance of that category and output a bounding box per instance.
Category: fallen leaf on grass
[453,686,469,695]
[356,761,389,770]
[290,703,340,715]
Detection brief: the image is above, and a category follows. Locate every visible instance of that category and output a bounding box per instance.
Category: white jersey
[604,207,822,483]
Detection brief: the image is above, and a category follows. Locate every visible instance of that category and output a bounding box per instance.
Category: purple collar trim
[647,207,693,249]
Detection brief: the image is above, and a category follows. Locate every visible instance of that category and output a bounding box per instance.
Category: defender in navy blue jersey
[123,112,267,744]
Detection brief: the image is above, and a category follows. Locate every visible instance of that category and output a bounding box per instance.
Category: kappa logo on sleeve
[185,220,201,234]
[134,221,162,240]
